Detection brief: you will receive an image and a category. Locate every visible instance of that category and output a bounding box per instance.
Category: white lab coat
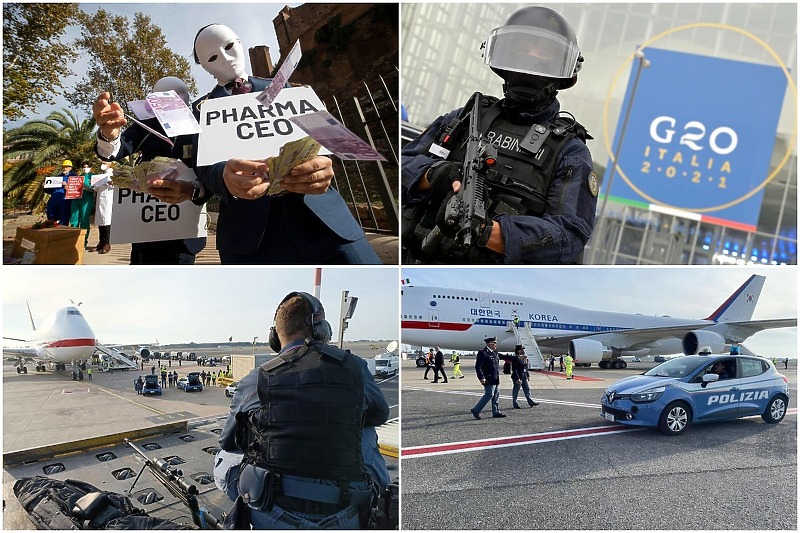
[93,169,114,226]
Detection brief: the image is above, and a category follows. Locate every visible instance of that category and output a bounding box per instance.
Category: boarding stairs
[93,344,138,371]
[507,321,545,370]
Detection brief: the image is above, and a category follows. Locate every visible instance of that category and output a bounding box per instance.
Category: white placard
[43,176,63,189]
[196,86,328,166]
[90,173,112,187]
[109,166,207,244]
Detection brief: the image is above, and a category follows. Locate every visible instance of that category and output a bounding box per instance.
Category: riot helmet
[483,6,583,94]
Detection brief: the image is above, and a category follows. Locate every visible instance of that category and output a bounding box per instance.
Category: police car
[601,354,789,436]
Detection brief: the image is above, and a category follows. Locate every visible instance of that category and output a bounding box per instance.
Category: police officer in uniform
[471,337,505,419]
[215,292,389,528]
[402,6,597,264]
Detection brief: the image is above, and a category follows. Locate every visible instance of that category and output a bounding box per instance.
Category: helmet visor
[484,25,580,79]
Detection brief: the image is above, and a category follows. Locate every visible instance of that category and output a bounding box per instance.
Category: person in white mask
[93,77,208,264]
[187,23,381,265]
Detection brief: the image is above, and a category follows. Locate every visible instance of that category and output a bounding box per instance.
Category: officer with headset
[214,292,390,529]
[402,6,598,264]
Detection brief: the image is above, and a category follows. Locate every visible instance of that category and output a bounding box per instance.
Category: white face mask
[83,167,90,173]
[194,24,247,84]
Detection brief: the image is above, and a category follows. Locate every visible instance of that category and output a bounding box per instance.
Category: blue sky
[3,267,400,344]
[5,2,300,129]
[401,266,798,357]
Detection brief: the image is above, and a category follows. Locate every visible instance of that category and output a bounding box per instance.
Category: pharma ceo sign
[607,47,788,230]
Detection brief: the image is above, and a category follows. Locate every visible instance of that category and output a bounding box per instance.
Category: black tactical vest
[242,343,366,482]
[445,94,588,218]
[402,93,590,264]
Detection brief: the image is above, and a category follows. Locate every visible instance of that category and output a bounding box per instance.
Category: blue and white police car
[601,354,789,436]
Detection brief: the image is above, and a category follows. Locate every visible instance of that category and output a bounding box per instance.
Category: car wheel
[658,401,690,436]
[761,395,788,424]
[416,358,426,368]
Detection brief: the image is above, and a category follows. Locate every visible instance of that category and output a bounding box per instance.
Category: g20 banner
[607,47,788,231]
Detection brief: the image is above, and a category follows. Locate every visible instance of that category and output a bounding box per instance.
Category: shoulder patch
[588,172,599,197]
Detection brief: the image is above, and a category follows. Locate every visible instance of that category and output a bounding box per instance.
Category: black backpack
[13,476,187,530]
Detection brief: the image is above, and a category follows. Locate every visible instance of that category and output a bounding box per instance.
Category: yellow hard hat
[62,160,73,167]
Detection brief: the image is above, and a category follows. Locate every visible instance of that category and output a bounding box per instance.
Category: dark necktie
[228,78,251,95]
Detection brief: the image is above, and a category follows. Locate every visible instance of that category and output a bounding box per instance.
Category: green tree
[3,110,97,214]
[66,9,197,115]
[3,3,81,123]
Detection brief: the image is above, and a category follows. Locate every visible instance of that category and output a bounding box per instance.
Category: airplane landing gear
[17,366,28,374]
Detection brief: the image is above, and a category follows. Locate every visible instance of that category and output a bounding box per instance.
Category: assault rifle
[124,438,223,529]
[421,92,497,256]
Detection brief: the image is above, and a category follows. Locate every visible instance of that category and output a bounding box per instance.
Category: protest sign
[109,164,207,244]
[65,176,84,199]
[196,86,327,166]
[90,173,112,187]
[43,176,63,189]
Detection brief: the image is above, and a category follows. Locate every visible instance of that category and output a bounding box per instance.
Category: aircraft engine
[682,330,725,355]
[568,339,608,363]
[140,348,151,359]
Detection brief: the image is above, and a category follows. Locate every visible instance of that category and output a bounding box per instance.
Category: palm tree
[3,109,97,214]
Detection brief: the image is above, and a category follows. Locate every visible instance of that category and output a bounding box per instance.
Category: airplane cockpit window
[67,309,82,316]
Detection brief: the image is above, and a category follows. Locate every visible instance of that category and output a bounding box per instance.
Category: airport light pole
[252,336,258,357]
[589,49,650,265]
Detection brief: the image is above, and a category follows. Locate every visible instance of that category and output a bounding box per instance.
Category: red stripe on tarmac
[534,370,604,382]
[45,338,96,348]
[402,425,633,457]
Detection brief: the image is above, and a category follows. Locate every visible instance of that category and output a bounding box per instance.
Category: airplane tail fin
[704,275,765,323]
[26,300,37,331]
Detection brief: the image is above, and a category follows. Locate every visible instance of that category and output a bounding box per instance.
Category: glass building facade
[401,3,797,264]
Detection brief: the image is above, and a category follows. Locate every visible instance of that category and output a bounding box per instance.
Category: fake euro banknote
[111,157,185,192]
[266,136,322,196]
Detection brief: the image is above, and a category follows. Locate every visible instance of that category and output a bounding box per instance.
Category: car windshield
[644,356,707,378]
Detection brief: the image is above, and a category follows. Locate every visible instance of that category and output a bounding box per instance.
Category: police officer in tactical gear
[215,292,390,528]
[402,6,598,264]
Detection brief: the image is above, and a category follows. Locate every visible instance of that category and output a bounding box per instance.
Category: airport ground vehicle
[224,381,238,397]
[142,374,162,396]
[601,355,789,436]
[178,372,204,392]
[375,354,399,378]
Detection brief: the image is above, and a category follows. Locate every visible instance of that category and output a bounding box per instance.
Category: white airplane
[3,303,96,373]
[401,275,796,369]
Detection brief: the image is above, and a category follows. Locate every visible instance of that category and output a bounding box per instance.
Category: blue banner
[607,48,787,230]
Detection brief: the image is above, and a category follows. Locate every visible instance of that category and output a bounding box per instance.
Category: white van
[374,352,399,378]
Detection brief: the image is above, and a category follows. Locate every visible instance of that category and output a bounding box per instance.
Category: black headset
[268,292,332,352]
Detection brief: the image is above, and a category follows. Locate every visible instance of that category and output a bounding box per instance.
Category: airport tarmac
[2,352,399,529]
[400,358,797,530]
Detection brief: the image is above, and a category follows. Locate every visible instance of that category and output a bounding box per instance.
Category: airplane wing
[715,318,798,341]
[3,346,41,358]
[536,318,797,351]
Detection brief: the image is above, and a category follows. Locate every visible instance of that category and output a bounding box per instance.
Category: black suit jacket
[191,76,365,257]
[94,117,207,254]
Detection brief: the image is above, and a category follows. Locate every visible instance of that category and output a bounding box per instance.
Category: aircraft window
[740,359,765,378]
[67,310,82,316]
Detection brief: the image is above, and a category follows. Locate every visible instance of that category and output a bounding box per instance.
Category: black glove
[426,162,460,205]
